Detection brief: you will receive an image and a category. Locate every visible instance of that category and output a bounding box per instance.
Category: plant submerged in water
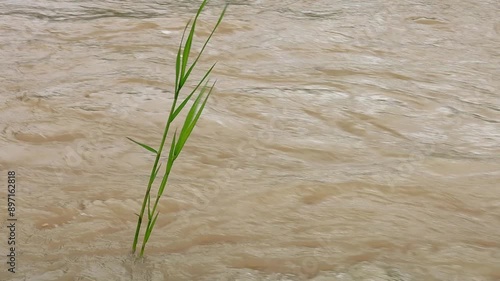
[128,0,227,257]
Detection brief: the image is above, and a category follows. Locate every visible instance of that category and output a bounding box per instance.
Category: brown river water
[1,0,499,280]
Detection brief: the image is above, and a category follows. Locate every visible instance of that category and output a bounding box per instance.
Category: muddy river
[1,0,499,280]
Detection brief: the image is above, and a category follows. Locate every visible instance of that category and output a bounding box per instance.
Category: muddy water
[1,0,499,280]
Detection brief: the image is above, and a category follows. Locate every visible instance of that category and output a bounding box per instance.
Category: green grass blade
[183,4,227,81]
[152,163,162,180]
[155,132,178,199]
[175,20,191,96]
[190,81,215,131]
[174,82,214,157]
[126,137,158,154]
[180,27,194,84]
[140,212,159,257]
[145,212,159,242]
[179,0,210,89]
[170,63,216,122]
[180,17,198,87]
[147,193,152,220]
[174,87,207,156]
[168,130,177,164]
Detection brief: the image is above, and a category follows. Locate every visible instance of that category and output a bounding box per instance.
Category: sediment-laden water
[0,0,499,280]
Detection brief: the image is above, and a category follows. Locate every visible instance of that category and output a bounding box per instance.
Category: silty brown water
[0,0,499,280]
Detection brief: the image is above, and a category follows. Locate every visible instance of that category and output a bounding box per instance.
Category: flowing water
[1,0,499,280]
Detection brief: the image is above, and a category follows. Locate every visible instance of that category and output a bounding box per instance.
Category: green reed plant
[128,0,227,257]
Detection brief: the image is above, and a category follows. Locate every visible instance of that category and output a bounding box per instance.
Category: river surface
[1,0,499,280]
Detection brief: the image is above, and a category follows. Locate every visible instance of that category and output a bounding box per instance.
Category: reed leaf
[174,83,213,157]
[179,0,209,89]
[171,63,216,122]
[126,137,158,154]
[140,212,159,256]
[175,21,190,96]
[152,163,162,181]
[183,5,227,81]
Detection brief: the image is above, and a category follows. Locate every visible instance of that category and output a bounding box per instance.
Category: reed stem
[128,0,227,257]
